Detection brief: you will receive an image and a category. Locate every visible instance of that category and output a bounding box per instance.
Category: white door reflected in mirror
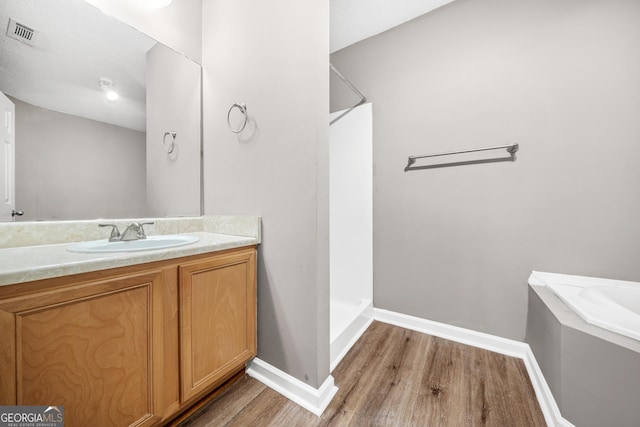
[0,92,15,222]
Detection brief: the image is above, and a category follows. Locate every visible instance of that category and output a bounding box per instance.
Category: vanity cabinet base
[0,246,256,427]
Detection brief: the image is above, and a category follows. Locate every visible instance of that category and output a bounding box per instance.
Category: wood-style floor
[180,321,547,426]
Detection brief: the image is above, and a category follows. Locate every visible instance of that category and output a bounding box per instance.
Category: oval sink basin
[67,235,199,253]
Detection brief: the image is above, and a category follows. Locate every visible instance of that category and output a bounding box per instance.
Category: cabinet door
[179,248,256,402]
[0,271,164,427]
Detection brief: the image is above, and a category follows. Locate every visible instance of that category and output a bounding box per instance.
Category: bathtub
[528,271,640,341]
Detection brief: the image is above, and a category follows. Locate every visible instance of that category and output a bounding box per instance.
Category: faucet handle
[99,223,121,241]
[138,222,155,239]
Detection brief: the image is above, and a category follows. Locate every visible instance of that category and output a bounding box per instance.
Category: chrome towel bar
[405,143,519,170]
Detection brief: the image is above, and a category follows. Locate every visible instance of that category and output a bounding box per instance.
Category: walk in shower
[329,101,373,371]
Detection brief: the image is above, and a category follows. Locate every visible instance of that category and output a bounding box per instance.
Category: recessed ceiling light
[99,78,119,102]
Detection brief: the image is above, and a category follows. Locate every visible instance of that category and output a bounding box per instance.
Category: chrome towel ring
[163,131,176,153]
[227,103,248,133]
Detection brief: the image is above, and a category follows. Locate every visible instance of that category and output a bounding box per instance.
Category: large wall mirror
[0,0,202,222]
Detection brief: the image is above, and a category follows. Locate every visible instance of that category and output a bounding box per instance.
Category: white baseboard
[373,308,527,357]
[246,357,338,417]
[521,346,576,427]
[373,308,575,427]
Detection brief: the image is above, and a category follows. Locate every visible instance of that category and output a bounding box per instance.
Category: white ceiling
[0,0,454,131]
[330,0,456,52]
[0,0,154,131]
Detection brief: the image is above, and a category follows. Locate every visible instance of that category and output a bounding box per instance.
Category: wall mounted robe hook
[227,103,248,133]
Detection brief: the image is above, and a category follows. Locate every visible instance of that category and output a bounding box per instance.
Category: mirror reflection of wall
[13,97,147,221]
[0,0,202,222]
[146,43,201,218]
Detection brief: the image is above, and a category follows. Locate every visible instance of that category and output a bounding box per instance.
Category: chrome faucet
[99,222,154,242]
[120,222,153,241]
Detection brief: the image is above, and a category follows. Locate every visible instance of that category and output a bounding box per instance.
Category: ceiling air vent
[6,18,37,46]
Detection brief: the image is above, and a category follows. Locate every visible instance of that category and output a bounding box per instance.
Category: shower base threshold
[330,298,373,371]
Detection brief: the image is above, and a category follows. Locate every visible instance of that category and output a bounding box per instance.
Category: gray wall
[146,43,201,218]
[331,0,640,340]
[13,98,146,221]
[202,0,330,388]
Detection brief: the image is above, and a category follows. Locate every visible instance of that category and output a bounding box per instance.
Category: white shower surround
[329,103,373,370]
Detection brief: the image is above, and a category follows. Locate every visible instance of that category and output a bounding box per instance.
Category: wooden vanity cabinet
[0,246,256,427]
[0,269,165,427]
[179,249,257,403]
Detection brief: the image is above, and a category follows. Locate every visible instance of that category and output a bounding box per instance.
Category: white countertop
[0,232,257,287]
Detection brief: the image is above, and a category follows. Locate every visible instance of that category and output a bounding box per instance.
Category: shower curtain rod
[330,63,367,125]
